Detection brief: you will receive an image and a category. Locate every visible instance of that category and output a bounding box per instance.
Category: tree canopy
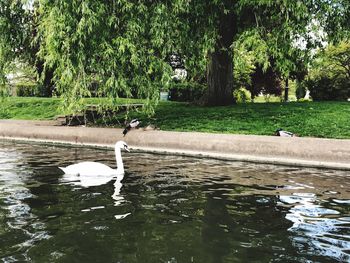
[1,0,349,108]
[0,0,34,94]
[305,41,350,101]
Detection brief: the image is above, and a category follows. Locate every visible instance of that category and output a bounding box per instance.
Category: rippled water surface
[0,140,350,263]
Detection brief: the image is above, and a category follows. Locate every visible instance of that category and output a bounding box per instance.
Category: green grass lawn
[0,97,62,120]
[1,97,350,139]
[0,97,142,120]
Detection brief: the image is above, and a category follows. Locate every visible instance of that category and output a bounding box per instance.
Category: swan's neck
[115,148,124,173]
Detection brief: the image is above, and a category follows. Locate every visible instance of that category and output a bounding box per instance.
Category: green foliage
[233,28,307,99]
[305,77,349,101]
[234,30,270,74]
[169,82,206,102]
[295,80,307,100]
[320,0,350,41]
[0,0,35,93]
[311,41,350,80]
[1,0,350,110]
[233,88,251,103]
[38,0,177,113]
[232,38,256,89]
[16,82,40,97]
[37,0,349,107]
[250,64,283,99]
[306,41,350,101]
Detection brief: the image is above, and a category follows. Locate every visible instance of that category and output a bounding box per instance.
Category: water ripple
[1,140,350,262]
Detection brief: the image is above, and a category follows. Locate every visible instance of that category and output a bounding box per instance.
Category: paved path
[0,120,349,170]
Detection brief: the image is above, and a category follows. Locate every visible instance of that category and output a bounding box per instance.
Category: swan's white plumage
[58,141,129,187]
[59,162,117,176]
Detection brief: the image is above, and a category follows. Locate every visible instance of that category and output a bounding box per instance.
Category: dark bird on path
[123,119,140,136]
[275,128,296,137]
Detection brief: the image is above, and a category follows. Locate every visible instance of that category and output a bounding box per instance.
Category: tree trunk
[203,50,234,106]
[284,78,289,102]
[42,68,54,97]
[36,60,54,97]
[201,11,237,106]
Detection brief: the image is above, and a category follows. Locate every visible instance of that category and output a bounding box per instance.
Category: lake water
[0,140,350,263]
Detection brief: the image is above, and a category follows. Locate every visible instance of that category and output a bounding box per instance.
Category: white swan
[58,141,129,179]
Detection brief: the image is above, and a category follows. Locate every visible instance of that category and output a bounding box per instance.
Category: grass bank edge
[1,97,349,139]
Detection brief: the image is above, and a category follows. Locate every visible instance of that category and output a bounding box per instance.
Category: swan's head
[115,141,130,152]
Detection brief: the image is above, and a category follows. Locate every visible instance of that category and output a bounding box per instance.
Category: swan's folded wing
[59,162,115,176]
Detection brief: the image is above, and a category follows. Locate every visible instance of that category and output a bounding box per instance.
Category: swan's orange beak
[124,145,130,152]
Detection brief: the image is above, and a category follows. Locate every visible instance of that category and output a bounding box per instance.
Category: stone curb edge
[2,136,350,171]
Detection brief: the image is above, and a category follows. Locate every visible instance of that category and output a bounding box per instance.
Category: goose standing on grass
[123,119,140,136]
[59,141,130,180]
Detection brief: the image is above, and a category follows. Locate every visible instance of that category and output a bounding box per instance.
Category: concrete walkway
[0,119,349,170]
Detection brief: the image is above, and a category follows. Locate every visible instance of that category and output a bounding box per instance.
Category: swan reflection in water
[59,165,127,207]
[60,173,130,219]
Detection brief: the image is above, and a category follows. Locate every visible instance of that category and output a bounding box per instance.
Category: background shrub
[305,41,350,101]
[305,76,349,101]
[169,82,206,102]
[295,81,307,100]
[233,88,251,103]
[16,82,40,97]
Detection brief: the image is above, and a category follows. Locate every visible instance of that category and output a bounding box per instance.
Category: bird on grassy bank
[275,128,296,137]
[123,119,140,136]
[58,141,129,182]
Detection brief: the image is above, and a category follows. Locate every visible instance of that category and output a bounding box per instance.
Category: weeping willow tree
[1,0,350,110]
[0,0,34,96]
[37,0,183,113]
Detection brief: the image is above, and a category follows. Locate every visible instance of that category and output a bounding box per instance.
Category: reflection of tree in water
[16,144,61,218]
[202,188,231,263]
